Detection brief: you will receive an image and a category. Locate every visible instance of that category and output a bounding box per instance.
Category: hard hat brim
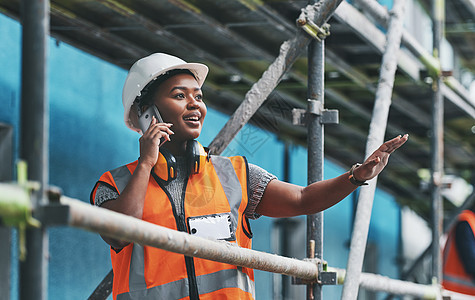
[145,62,209,89]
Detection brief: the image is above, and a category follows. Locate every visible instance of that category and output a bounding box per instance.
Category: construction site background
[0,0,473,298]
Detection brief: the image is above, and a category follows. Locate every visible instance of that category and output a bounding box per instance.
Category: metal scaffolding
[342,0,407,297]
[0,183,470,300]
[430,0,445,285]
[2,0,474,299]
[18,0,50,299]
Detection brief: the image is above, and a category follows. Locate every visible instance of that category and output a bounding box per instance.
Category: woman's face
[153,73,207,143]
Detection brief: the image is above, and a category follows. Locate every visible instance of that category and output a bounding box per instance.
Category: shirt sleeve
[94,183,119,207]
[244,163,277,220]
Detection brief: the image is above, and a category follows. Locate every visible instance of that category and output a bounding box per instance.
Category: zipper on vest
[153,173,200,300]
[180,179,200,300]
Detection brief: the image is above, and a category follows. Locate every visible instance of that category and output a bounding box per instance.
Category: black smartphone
[138,105,164,134]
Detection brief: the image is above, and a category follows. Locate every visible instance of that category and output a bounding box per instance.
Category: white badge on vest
[188,213,235,241]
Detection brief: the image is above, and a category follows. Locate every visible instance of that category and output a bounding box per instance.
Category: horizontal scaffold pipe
[330,268,440,299]
[61,197,320,281]
[352,0,440,76]
[208,0,344,155]
[352,0,475,114]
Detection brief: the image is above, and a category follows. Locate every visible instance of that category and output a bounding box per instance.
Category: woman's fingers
[148,124,174,143]
[356,135,408,181]
[380,134,409,153]
[143,116,174,144]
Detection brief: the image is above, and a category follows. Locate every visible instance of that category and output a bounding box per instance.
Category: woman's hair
[135,69,196,109]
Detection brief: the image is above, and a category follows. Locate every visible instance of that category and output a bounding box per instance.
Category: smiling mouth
[183,116,200,122]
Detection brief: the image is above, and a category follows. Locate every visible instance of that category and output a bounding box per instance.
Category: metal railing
[1,184,471,299]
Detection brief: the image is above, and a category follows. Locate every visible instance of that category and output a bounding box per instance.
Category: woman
[91,53,408,300]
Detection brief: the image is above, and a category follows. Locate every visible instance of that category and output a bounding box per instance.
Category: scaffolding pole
[0,125,13,300]
[47,194,456,300]
[19,1,50,300]
[1,184,466,299]
[208,0,343,155]
[306,14,325,300]
[341,0,406,298]
[331,267,440,299]
[59,197,322,281]
[430,0,445,284]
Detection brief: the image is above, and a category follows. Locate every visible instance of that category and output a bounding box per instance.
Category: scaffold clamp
[292,100,339,126]
[0,161,41,229]
[291,258,337,285]
[319,271,337,285]
[308,99,339,125]
[297,17,330,42]
[0,161,42,260]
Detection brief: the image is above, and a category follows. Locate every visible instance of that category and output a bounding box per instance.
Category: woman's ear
[129,102,140,130]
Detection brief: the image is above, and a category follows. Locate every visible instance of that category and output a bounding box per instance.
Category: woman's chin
[179,132,201,142]
[188,129,202,140]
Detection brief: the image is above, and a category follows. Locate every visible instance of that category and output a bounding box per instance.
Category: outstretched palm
[355,134,408,182]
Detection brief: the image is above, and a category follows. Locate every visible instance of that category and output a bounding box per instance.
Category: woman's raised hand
[352,134,408,182]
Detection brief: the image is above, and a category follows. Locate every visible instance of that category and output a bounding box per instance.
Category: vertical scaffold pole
[306,3,325,298]
[19,0,50,300]
[430,0,444,284]
[0,125,13,300]
[341,0,406,298]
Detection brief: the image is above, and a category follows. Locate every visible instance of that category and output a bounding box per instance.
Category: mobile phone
[138,105,164,134]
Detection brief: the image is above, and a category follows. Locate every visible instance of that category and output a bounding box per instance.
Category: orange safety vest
[442,209,475,295]
[91,155,255,300]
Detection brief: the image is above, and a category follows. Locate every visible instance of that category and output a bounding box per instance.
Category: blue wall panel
[0,13,21,165]
[369,188,401,279]
[47,40,127,300]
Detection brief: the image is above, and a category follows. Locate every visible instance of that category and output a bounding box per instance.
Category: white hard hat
[122,53,209,133]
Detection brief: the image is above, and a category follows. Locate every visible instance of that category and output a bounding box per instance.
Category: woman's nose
[187,96,200,108]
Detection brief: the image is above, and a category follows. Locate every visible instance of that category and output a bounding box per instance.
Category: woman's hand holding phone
[138,116,174,169]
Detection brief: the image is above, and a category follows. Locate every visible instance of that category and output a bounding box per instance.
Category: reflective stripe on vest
[129,244,146,291]
[443,274,475,289]
[210,155,242,234]
[109,165,132,193]
[118,268,254,300]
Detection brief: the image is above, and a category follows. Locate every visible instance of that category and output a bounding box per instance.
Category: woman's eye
[174,93,185,99]
[195,94,203,100]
